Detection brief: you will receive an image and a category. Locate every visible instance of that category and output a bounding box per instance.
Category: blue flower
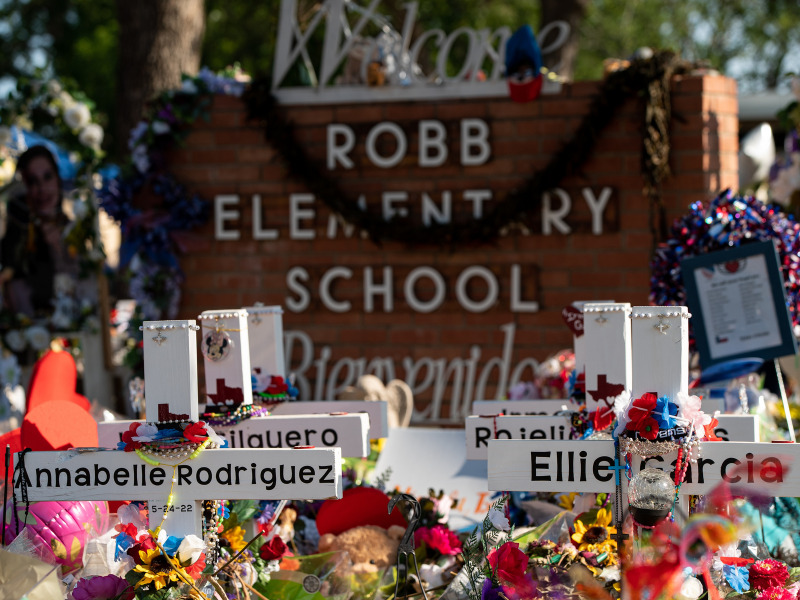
[153,428,183,440]
[116,441,126,450]
[653,396,678,430]
[723,564,749,593]
[162,535,183,557]
[114,532,135,561]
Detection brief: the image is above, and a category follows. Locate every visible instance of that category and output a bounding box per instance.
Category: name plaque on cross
[17,319,342,540]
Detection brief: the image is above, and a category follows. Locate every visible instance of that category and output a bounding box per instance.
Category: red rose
[414,525,462,555]
[592,407,615,431]
[183,422,209,443]
[260,536,291,561]
[185,553,207,579]
[487,542,529,588]
[750,559,789,591]
[121,423,142,451]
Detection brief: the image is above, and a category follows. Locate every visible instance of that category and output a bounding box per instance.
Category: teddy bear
[318,525,405,574]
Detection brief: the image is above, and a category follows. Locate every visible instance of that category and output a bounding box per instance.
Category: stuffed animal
[318,525,405,574]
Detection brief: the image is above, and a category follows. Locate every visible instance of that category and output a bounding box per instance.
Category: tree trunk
[115,0,205,157]
[540,0,590,81]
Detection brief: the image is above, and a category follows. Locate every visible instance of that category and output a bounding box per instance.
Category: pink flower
[414,525,462,555]
[750,559,789,591]
[71,574,134,600]
[756,586,794,600]
[676,392,711,436]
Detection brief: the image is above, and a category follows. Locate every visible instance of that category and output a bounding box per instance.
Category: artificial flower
[592,406,615,431]
[133,548,191,590]
[260,535,291,561]
[627,392,657,421]
[221,525,247,553]
[131,423,158,442]
[204,423,226,448]
[120,422,143,451]
[184,553,206,579]
[152,428,182,440]
[176,535,207,564]
[267,376,289,395]
[182,421,209,443]
[113,533,135,562]
[626,414,659,440]
[487,508,510,531]
[675,391,712,437]
[599,565,620,582]
[480,578,503,600]
[71,574,134,600]
[712,541,742,571]
[79,123,104,149]
[704,417,723,441]
[161,535,182,557]
[487,541,529,588]
[114,522,138,540]
[749,559,789,591]
[415,524,462,555]
[64,103,91,130]
[723,564,749,593]
[653,396,678,429]
[571,508,617,562]
[757,586,794,600]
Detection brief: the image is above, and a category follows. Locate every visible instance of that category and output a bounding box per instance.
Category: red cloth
[26,350,89,414]
[22,400,98,451]
[316,487,407,536]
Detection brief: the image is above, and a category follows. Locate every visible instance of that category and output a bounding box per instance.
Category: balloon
[3,500,109,574]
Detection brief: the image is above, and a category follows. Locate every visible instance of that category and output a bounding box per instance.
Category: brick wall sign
[167,20,738,424]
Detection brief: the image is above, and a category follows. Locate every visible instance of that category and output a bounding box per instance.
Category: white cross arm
[487,440,796,495]
[14,447,342,502]
[468,414,759,460]
[270,400,389,439]
[98,413,370,457]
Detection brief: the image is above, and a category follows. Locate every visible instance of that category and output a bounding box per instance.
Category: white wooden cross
[99,306,371,456]
[244,304,286,383]
[468,302,757,459]
[488,307,784,506]
[15,319,343,540]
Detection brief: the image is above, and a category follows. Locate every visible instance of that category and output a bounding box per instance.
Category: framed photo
[681,240,797,368]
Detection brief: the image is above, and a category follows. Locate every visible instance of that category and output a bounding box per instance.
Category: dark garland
[243,51,692,246]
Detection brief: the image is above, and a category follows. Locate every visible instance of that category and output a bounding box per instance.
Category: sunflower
[133,548,192,590]
[557,492,578,511]
[571,508,618,563]
[221,525,247,553]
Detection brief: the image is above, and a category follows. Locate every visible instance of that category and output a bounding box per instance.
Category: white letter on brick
[464,189,492,218]
[364,266,393,313]
[252,195,278,240]
[382,191,408,221]
[215,195,240,241]
[320,267,353,313]
[542,189,572,235]
[419,120,448,167]
[286,267,311,313]
[582,187,612,235]
[461,119,491,166]
[327,124,355,170]
[366,122,407,168]
[422,191,452,226]
[290,193,316,240]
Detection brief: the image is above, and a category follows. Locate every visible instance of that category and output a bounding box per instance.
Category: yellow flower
[558,492,578,511]
[571,508,618,563]
[221,525,247,553]
[133,548,191,590]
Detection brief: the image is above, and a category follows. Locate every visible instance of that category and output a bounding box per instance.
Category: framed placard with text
[682,240,797,368]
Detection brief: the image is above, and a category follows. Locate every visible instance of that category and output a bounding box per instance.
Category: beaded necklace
[202,403,271,427]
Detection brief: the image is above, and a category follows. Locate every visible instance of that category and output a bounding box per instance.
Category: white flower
[0,126,11,147]
[151,120,170,135]
[4,330,26,352]
[59,91,75,108]
[118,503,147,530]
[678,576,703,600]
[46,80,62,95]
[487,508,510,531]
[711,541,740,571]
[181,79,198,94]
[5,385,25,414]
[419,564,446,588]
[25,326,50,351]
[64,103,91,130]
[78,123,104,149]
[132,144,150,174]
[599,565,620,582]
[176,534,207,564]
[131,423,158,442]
